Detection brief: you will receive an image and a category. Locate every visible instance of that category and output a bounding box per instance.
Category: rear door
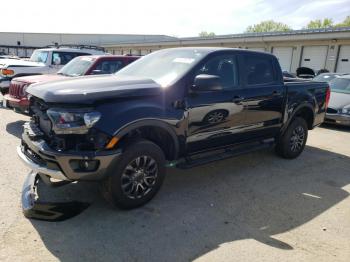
[238,53,285,139]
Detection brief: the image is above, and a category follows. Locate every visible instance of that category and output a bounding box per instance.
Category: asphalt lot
[0,101,350,262]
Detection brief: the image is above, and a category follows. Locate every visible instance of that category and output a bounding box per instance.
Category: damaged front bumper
[21,171,90,221]
[19,127,122,181]
[18,122,123,220]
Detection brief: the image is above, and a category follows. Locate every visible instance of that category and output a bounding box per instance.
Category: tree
[245,20,292,33]
[199,31,216,37]
[335,16,350,27]
[305,18,333,29]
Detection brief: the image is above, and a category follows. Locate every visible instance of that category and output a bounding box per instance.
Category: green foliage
[245,20,292,33]
[335,16,350,27]
[198,31,216,37]
[306,18,333,29]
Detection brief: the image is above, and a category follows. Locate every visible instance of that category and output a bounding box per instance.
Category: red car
[4,55,139,113]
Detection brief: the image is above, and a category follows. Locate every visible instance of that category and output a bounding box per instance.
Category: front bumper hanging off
[21,171,90,221]
[18,122,123,221]
[18,125,122,181]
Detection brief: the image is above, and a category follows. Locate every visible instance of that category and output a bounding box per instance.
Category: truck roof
[34,47,105,54]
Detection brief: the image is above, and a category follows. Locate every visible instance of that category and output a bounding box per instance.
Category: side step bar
[176,139,275,169]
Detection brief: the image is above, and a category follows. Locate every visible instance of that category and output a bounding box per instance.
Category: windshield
[58,56,95,76]
[313,74,338,82]
[30,51,49,63]
[329,78,350,94]
[115,49,207,86]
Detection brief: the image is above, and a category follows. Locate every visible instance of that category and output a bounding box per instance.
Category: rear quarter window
[52,52,91,65]
[94,60,124,74]
[243,54,276,86]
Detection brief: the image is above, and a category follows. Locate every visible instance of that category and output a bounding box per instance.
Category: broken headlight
[47,108,101,134]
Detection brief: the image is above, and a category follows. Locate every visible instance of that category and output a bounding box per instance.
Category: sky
[1,0,349,37]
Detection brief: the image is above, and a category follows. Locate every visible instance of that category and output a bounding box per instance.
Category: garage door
[336,45,350,73]
[273,47,293,72]
[301,46,328,71]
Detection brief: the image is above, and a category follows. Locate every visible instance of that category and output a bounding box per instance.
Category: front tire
[275,117,308,159]
[101,139,166,209]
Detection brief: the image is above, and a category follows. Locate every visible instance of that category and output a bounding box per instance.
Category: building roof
[103,27,350,46]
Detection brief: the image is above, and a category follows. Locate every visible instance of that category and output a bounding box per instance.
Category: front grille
[9,81,26,98]
[326,108,338,114]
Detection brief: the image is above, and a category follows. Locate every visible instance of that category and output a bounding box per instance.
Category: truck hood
[328,91,350,109]
[27,75,163,104]
[14,74,66,85]
[0,59,44,68]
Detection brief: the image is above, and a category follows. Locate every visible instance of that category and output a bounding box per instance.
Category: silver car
[325,75,350,126]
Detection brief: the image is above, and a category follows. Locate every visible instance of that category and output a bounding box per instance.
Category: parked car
[324,75,350,126]
[0,45,106,95]
[296,67,315,79]
[18,47,330,219]
[3,55,139,113]
[313,72,348,83]
[0,55,20,60]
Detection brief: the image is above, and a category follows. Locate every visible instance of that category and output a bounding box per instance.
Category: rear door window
[243,55,276,85]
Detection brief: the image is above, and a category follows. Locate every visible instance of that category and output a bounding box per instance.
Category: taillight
[1,69,14,76]
[325,86,331,109]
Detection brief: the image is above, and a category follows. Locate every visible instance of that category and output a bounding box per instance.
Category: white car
[0,45,106,95]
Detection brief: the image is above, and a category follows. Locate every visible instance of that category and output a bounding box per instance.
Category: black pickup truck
[19,47,330,213]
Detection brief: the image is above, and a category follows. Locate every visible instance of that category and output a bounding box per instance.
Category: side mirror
[193,74,222,92]
[53,57,61,65]
[91,69,104,75]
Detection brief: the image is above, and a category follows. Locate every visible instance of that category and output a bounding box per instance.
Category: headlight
[47,108,101,134]
[342,106,350,115]
[19,84,29,97]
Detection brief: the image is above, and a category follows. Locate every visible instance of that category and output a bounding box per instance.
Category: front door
[185,53,246,153]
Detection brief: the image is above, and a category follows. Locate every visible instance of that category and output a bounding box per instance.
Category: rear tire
[275,117,308,159]
[101,139,166,209]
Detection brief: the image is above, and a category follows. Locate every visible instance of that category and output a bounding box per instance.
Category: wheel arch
[114,119,180,161]
[285,103,315,132]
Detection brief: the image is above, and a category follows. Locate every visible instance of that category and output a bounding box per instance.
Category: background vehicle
[282,71,296,78]
[296,67,315,79]
[325,75,350,126]
[313,72,348,83]
[3,55,139,113]
[0,55,19,60]
[0,45,106,95]
[19,47,329,215]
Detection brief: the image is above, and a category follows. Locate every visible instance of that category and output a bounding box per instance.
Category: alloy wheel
[121,155,158,199]
[290,126,305,152]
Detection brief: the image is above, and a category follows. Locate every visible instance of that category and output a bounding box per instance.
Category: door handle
[272,91,281,96]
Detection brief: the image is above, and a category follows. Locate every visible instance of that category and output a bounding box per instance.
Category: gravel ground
[0,100,350,262]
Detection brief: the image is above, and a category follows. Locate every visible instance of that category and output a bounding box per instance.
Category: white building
[1,28,350,73]
[103,27,350,74]
[0,32,176,57]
